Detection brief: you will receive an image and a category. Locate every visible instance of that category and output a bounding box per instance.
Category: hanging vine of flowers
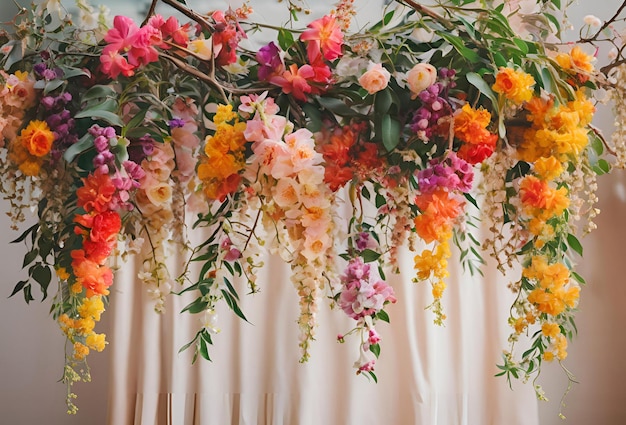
[2,0,626,415]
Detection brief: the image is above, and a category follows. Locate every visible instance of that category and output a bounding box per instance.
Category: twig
[400,0,454,30]
[142,0,159,26]
[580,0,626,43]
[589,124,617,156]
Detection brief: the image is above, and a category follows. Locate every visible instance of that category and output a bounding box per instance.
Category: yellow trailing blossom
[523,256,580,317]
[518,90,595,163]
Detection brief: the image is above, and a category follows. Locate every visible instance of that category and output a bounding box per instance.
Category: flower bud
[407,63,437,99]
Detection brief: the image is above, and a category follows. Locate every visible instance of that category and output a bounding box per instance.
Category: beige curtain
[105,221,540,424]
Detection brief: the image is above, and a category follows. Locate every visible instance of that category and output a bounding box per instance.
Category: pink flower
[270,64,315,101]
[100,51,135,78]
[103,16,139,55]
[300,15,343,62]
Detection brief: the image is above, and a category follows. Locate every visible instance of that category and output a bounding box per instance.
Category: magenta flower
[257,42,283,81]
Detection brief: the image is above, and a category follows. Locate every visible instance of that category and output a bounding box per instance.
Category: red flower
[77,170,116,213]
[89,211,122,244]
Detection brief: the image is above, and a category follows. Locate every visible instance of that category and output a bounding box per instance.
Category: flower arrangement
[2,0,626,415]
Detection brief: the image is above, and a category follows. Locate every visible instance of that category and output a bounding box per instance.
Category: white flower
[583,15,602,27]
[200,309,221,334]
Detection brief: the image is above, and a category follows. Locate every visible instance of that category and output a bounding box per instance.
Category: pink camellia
[300,15,343,63]
[407,62,437,99]
[358,62,391,95]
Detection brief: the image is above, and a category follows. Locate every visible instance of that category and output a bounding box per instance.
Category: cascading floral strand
[3,0,626,415]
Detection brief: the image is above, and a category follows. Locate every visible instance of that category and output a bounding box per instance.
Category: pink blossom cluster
[100,14,189,78]
[417,151,474,194]
[338,257,396,320]
[169,97,201,183]
[0,70,36,147]
[241,93,333,263]
[136,141,176,227]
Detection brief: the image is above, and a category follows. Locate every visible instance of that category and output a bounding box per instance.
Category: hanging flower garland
[1,0,626,415]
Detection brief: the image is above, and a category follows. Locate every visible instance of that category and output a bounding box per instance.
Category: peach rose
[358,62,391,95]
[407,63,437,99]
[145,181,173,206]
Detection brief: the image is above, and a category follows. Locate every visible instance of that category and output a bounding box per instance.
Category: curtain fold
[106,226,540,424]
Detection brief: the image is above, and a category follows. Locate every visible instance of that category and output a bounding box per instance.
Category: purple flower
[256,42,283,81]
[168,118,186,128]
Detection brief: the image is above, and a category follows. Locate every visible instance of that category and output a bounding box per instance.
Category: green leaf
[32,264,52,299]
[221,290,249,322]
[23,249,38,268]
[381,114,400,152]
[181,298,208,314]
[383,9,395,26]
[199,337,211,361]
[375,193,386,209]
[303,103,322,132]
[277,28,295,51]
[370,343,381,358]
[466,72,497,105]
[9,280,28,298]
[81,85,118,102]
[44,79,64,95]
[23,284,34,304]
[10,224,39,244]
[63,132,94,163]
[316,96,359,117]
[567,233,583,256]
[571,271,586,285]
[374,89,393,115]
[361,249,381,262]
[438,32,481,63]
[376,310,390,323]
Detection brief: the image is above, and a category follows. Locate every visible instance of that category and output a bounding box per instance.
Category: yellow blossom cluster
[413,235,452,325]
[8,120,55,176]
[58,296,107,361]
[197,104,247,200]
[523,256,580,318]
[492,67,535,105]
[519,90,594,163]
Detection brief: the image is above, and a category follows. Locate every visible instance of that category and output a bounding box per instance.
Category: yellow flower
[78,296,105,321]
[432,279,446,299]
[56,267,70,281]
[73,342,90,361]
[534,156,563,181]
[543,351,555,362]
[541,322,561,338]
[492,67,535,104]
[86,333,107,352]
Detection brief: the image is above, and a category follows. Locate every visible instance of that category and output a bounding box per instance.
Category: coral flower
[300,15,343,62]
[270,64,315,101]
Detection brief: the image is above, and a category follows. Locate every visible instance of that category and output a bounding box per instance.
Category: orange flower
[77,169,116,213]
[492,67,535,104]
[519,175,548,209]
[414,190,462,243]
[20,120,55,157]
[454,104,498,164]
